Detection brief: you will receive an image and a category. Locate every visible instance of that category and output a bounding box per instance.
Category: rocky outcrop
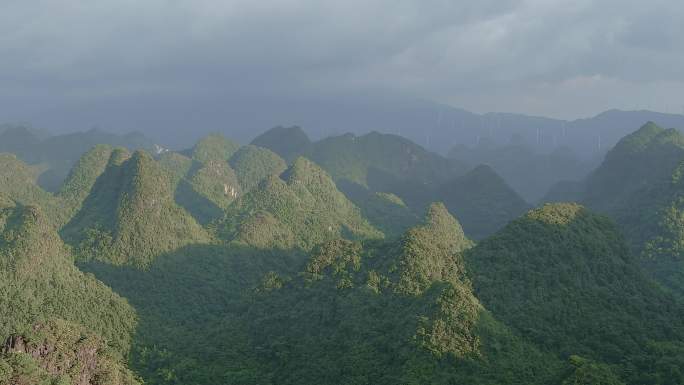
[1,320,140,385]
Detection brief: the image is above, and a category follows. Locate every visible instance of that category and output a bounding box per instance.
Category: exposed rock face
[3,335,28,355]
[2,321,140,385]
[223,183,238,198]
[3,334,97,385]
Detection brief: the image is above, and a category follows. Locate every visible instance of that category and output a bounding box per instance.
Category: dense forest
[2,121,684,385]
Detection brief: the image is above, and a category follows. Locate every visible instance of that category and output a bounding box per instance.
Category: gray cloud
[1,0,683,138]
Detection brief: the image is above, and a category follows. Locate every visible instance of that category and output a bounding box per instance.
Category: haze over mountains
[6,104,684,202]
[10,103,684,158]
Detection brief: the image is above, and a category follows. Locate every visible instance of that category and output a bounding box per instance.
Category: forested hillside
[81,204,566,385]
[583,123,684,255]
[216,157,382,251]
[437,165,530,239]
[541,122,684,297]
[467,203,684,384]
[1,125,683,385]
[0,197,139,385]
[252,127,528,239]
[61,149,210,268]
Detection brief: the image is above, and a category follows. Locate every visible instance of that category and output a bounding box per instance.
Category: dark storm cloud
[1,0,683,130]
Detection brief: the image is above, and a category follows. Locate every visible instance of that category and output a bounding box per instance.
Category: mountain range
[7,103,684,203]
[13,99,684,158]
[2,119,684,384]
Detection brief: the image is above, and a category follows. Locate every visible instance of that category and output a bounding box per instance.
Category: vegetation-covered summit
[228,144,288,193]
[251,126,312,163]
[217,157,382,251]
[62,150,210,267]
[0,154,63,224]
[584,122,684,213]
[467,203,684,384]
[307,131,464,191]
[576,122,684,295]
[56,145,119,222]
[191,133,241,163]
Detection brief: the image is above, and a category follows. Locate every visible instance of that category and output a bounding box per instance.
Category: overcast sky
[1,0,683,134]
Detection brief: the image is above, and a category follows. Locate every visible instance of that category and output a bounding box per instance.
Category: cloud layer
[1,0,683,134]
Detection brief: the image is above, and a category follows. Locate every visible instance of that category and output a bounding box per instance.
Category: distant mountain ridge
[0,126,154,164]
[288,106,684,158]
[14,94,684,161]
[10,104,680,208]
[448,141,598,203]
[0,125,156,192]
[252,127,527,239]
